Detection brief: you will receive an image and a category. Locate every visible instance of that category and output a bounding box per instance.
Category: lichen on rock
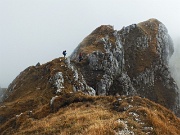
[70,19,180,116]
[49,72,64,93]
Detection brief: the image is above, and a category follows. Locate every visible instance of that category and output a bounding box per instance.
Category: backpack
[63,51,66,55]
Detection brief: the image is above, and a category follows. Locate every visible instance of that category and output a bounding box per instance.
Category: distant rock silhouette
[35,62,41,67]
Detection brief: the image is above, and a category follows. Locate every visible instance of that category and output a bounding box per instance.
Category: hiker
[79,52,83,62]
[62,50,67,58]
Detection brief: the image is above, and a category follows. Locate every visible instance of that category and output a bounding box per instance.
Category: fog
[0,87,6,102]
[169,39,180,90]
[0,0,180,88]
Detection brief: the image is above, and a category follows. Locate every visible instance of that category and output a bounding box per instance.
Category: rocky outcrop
[1,18,180,134]
[1,19,179,117]
[70,19,180,116]
[2,57,95,103]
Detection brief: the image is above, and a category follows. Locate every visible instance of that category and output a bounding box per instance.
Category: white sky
[0,0,180,87]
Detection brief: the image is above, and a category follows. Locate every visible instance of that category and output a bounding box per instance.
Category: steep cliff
[70,19,180,115]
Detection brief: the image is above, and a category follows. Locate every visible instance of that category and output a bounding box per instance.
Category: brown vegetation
[1,20,180,134]
[0,92,180,135]
[76,25,116,55]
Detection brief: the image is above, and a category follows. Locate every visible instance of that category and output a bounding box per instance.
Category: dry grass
[15,102,123,135]
[1,68,180,135]
[1,55,180,134]
[1,93,179,135]
[127,97,180,135]
[75,25,116,56]
[1,21,180,135]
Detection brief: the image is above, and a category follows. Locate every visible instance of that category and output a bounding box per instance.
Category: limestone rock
[2,19,179,116]
[70,19,180,116]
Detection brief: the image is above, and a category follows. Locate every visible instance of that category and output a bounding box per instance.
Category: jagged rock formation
[0,18,180,134]
[70,19,180,116]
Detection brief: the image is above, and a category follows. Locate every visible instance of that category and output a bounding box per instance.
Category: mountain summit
[70,18,179,115]
[0,19,180,134]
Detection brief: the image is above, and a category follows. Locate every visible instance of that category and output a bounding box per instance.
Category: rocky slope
[70,18,180,116]
[0,18,180,134]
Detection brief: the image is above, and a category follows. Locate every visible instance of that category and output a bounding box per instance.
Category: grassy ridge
[1,92,179,135]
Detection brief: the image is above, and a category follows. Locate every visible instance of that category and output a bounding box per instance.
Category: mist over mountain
[1,0,180,89]
[169,38,180,99]
[0,19,180,134]
[0,87,2,101]
[0,87,6,102]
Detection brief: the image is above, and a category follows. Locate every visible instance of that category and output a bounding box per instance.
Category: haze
[0,0,180,88]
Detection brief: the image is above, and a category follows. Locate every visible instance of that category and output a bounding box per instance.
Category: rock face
[70,19,180,115]
[2,18,179,117]
[1,18,180,134]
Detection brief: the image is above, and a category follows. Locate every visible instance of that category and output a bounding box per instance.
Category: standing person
[62,50,67,58]
[79,52,83,62]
